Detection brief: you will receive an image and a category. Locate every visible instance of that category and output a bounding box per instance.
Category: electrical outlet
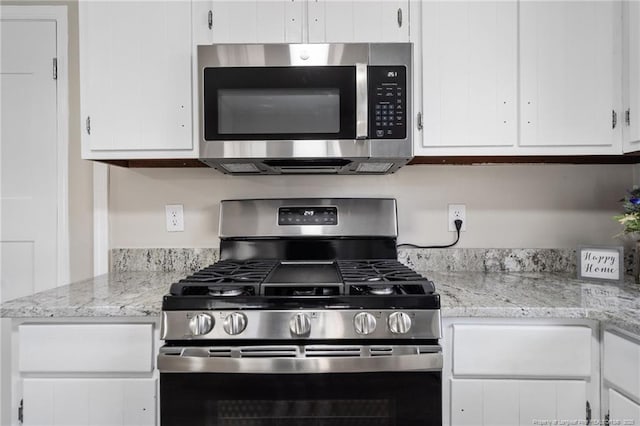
[448,204,466,232]
[166,204,184,232]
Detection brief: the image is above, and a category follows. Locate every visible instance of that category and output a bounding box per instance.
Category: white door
[208,0,303,43]
[519,0,622,153]
[609,388,640,424]
[79,0,192,154]
[450,379,587,426]
[22,378,156,426]
[308,0,409,43]
[0,19,60,302]
[418,1,517,154]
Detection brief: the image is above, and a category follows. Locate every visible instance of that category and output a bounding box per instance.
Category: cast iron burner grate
[337,260,436,296]
[169,260,278,296]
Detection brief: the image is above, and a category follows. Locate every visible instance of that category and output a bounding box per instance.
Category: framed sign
[577,246,624,284]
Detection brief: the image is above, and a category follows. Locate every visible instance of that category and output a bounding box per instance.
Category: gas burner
[208,287,245,297]
[368,286,394,296]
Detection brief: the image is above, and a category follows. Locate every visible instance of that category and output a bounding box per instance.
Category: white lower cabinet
[451,379,586,426]
[603,329,640,424]
[12,321,159,426]
[609,388,640,424]
[443,319,599,426]
[22,378,156,426]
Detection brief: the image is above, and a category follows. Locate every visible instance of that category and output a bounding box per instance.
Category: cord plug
[454,219,463,232]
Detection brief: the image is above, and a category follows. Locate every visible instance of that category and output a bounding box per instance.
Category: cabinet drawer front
[19,324,153,373]
[604,331,640,401]
[452,324,591,377]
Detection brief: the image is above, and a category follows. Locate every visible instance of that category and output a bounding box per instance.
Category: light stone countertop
[1,271,639,335]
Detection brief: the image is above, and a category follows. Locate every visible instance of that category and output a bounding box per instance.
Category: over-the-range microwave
[197,43,412,175]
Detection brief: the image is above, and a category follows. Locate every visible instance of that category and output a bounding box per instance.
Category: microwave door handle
[356,63,368,139]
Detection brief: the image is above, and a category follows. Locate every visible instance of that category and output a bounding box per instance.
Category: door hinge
[605,410,610,425]
[397,8,403,28]
[586,400,591,425]
[86,116,91,135]
[613,110,618,129]
[18,399,23,424]
[417,112,423,130]
[208,10,213,30]
[52,57,58,80]
[626,108,631,126]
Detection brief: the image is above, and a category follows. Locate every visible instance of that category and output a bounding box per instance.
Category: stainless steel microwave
[197,43,412,175]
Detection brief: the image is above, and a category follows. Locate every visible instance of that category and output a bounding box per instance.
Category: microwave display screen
[218,89,340,135]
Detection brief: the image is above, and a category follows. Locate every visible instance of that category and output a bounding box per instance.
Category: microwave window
[218,89,340,135]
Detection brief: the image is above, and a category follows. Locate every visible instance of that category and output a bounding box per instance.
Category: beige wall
[2,0,94,282]
[110,163,634,249]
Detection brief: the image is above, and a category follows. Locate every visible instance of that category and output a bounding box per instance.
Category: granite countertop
[1,271,639,335]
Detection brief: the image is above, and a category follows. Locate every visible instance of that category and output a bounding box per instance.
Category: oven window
[161,372,441,426]
[218,89,340,135]
[203,66,356,140]
[218,399,393,425]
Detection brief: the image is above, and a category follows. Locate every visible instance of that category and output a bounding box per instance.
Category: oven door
[158,345,442,426]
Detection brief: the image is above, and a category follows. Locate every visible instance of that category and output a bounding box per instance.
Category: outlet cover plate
[448,204,466,232]
[166,204,184,232]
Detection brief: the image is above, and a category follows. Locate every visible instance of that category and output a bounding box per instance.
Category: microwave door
[203,66,357,141]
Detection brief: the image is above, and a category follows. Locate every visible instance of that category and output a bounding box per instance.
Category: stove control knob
[223,312,247,335]
[354,312,377,335]
[289,313,311,336]
[188,313,214,336]
[388,312,412,334]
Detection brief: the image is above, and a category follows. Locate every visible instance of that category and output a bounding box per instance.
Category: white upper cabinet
[623,0,640,153]
[80,1,194,159]
[418,1,518,155]
[308,0,409,43]
[199,1,304,44]
[417,0,623,156]
[195,0,409,44]
[519,0,622,154]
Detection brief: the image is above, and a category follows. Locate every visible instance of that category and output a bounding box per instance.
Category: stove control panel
[278,206,337,226]
[162,310,440,341]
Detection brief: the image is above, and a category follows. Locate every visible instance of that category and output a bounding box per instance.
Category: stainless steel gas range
[158,198,442,426]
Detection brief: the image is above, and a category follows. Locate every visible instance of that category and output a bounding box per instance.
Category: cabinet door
[308,0,409,43]
[209,0,303,43]
[623,0,640,152]
[22,379,156,426]
[79,1,192,156]
[419,1,517,154]
[609,388,640,424]
[450,379,587,426]
[603,331,640,402]
[520,0,622,153]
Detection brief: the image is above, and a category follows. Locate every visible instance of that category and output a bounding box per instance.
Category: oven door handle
[158,352,442,374]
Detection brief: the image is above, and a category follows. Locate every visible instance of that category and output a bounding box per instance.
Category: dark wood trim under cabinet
[408,155,640,165]
[97,159,208,168]
[97,155,640,168]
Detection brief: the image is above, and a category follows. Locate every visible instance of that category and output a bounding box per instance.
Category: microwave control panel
[368,66,407,139]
